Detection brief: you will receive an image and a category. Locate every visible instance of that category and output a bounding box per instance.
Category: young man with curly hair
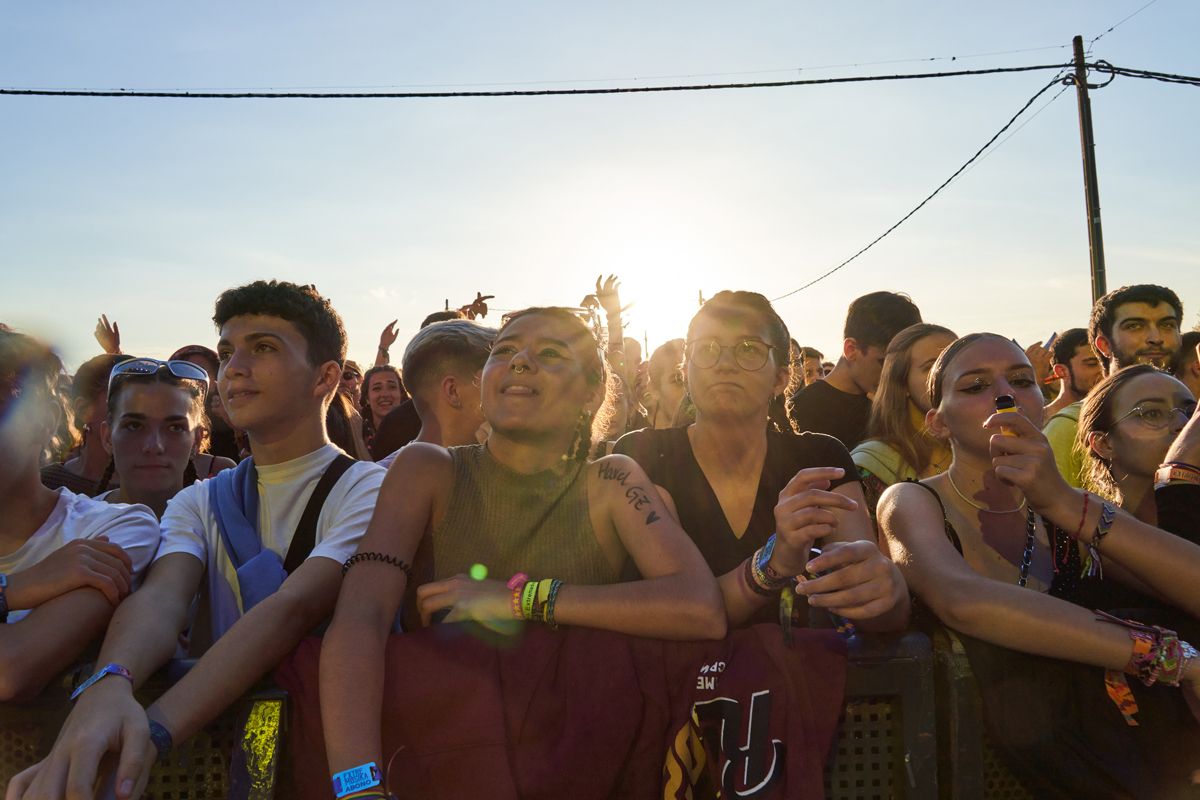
[10,281,385,800]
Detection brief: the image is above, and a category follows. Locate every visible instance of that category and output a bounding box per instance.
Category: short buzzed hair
[844,292,922,350]
[401,320,498,397]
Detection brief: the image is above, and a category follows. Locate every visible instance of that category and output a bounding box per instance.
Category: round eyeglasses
[685,338,776,371]
[1112,403,1195,431]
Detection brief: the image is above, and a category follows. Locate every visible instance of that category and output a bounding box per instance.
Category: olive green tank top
[418,444,620,586]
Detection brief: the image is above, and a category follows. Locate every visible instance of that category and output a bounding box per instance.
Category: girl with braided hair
[321,306,726,780]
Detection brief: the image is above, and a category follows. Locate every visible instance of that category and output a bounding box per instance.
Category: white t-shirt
[0,488,160,623]
[156,445,384,641]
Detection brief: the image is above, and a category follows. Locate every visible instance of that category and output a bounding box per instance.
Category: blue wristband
[148,719,173,761]
[0,573,8,623]
[69,663,133,700]
[332,762,382,798]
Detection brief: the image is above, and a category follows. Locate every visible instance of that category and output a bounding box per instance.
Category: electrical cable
[771,72,1070,303]
[1104,64,1200,86]
[1087,0,1162,52]
[0,62,1072,100]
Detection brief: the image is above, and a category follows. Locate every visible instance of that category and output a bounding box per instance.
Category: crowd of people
[1,276,1198,799]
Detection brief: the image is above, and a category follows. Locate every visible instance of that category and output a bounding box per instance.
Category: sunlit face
[906,333,957,414]
[648,356,686,429]
[103,382,199,495]
[481,313,599,444]
[801,356,824,386]
[216,314,324,435]
[1099,301,1182,371]
[1098,372,1194,482]
[931,337,1044,456]
[685,311,787,422]
[339,368,363,401]
[1063,343,1104,396]
[366,370,402,423]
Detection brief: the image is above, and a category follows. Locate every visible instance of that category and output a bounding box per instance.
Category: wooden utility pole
[1071,35,1107,303]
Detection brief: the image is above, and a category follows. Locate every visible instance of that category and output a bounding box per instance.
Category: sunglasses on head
[108,358,210,393]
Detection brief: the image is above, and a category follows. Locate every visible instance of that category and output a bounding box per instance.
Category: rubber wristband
[332,762,382,799]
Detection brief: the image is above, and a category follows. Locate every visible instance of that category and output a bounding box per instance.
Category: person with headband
[0,331,159,702]
[878,332,1200,797]
[320,306,725,798]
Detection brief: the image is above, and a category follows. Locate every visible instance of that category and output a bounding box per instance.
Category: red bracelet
[1071,491,1090,541]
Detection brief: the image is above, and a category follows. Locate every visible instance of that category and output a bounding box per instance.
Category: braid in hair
[96,459,116,494]
[183,459,199,486]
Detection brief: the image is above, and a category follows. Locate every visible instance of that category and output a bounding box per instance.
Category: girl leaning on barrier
[879,333,1200,797]
[319,306,726,798]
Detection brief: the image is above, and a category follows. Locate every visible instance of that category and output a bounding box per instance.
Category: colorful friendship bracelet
[544,579,563,628]
[1082,500,1116,578]
[1071,491,1090,541]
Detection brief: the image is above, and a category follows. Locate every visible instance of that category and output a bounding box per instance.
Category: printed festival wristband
[332,762,382,799]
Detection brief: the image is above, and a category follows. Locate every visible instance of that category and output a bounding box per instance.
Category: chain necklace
[946,469,1027,514]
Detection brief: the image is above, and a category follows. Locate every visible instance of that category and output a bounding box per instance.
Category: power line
[1104,64,1200,86]
[0,62,1072,100]
[771,72,1070,303]
[1,45,1073,95]
[1088,0,1162,51]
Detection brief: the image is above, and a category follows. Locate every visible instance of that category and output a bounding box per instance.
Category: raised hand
[459,292,495,320]
[1023,340,1052,386]
[94,314,122,354]
[378,320,399,352]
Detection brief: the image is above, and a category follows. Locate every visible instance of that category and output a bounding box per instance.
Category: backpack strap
[283,453,356,573]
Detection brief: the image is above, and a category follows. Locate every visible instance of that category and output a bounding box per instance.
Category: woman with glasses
[615,291,909,630]
[95,358,222,518]
[877,334,1200,797]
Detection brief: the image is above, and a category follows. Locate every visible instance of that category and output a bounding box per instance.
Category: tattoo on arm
[599,462,661,525]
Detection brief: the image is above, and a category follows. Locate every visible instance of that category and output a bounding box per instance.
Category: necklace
[1017,508,1037,587]
[946,469,1027,514]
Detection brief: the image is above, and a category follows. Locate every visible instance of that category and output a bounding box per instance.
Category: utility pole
[1071,35,1107,303]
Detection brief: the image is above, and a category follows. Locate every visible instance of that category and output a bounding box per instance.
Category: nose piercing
[513,363,528,374]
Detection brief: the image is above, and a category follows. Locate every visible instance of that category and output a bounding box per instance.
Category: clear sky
[2,1,1198,372]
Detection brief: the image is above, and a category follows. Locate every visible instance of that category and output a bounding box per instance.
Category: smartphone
[1044,331,1059,351]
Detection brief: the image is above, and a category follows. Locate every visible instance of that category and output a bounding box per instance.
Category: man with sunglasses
[0,331,160,702]
[10,281,385,800]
